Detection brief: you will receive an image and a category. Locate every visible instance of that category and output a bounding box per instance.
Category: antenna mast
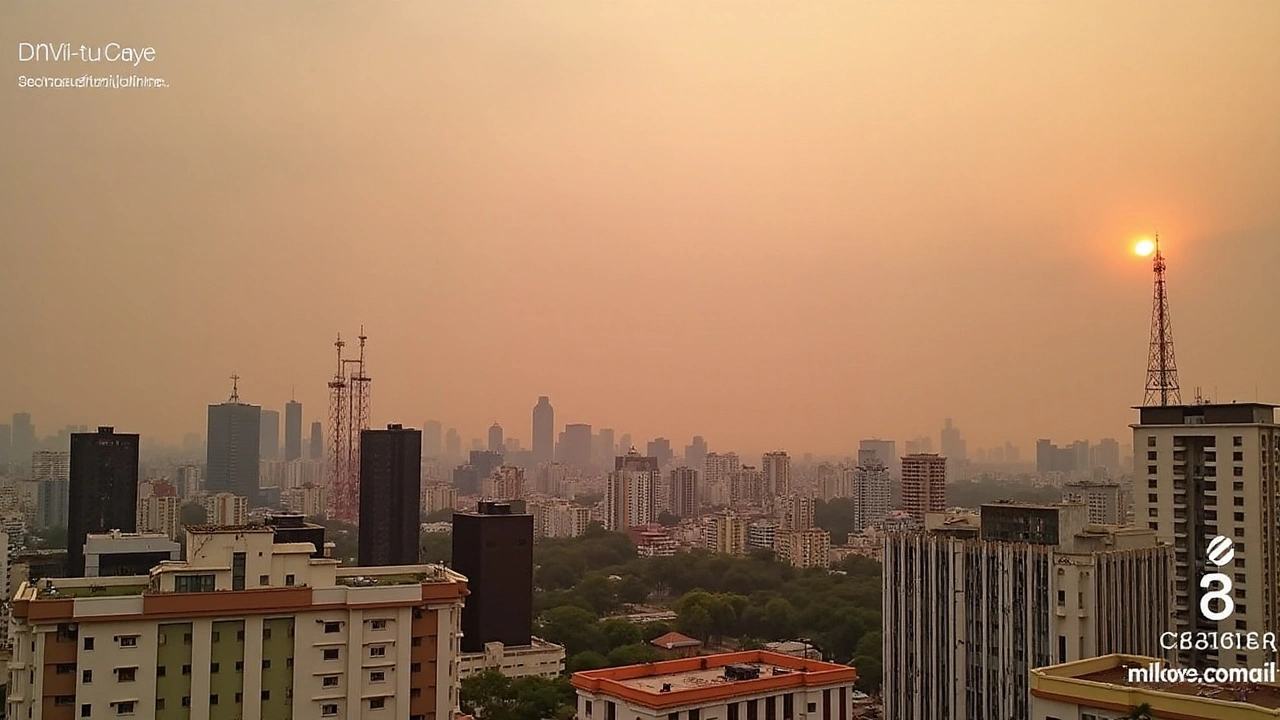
[326,328,371,524]
[229,374,241,403]
[1143,234,1182,406]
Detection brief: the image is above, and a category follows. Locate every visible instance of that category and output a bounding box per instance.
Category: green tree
[539,606,605,656]
[180,503,207,527]
[1123,703,1154,720]
[640,621,673,642]
[607,643,664,666]
[567,650,609,673]
[575,574,618,615]
[615,575,651,605]
[419,532,451,563]
[32,526,67,550]
[600,618,642,650]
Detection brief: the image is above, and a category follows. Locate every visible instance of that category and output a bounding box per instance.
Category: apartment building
[776,528,831,569]
[900,453,946,521]
[884,503,1174,720]
[572,651,858,720]
[702,512,746,555]
[1132,402,1280,669]
[7,524,468,720]
[1062,480,1124,525]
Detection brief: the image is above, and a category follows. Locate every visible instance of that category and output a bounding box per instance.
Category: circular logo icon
[1208,535,1235,567]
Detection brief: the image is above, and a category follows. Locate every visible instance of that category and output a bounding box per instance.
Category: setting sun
[1134,238,1156,257]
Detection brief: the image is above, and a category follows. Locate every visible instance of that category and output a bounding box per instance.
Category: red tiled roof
[650,631,703,649]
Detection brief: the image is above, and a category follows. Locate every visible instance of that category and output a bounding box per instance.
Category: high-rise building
[67,427,140,577]
[606,450,660,531]
[445,428,462,460]
[359,425,422,567]
[594,428,616,467]
[32,450,70,480]
[11,412,35,473]
[703,512,747,555]
[137,494,181,539]
[36,478,70,529]
[260,408,280,461]
[670,467,699,518]
[174,463,203,499]
[308,420,323,460]
[901,453,946,520]
[1092,437,1122,474]
[853,456,892,531]
[532,396,555,465]
[859,439,898,478]
[558,423,593,469]
[646,438,674,468]
[1062,480,1124,524]
[616,433,632,456]
[940,418,966,464]
[776,528,830,568]
[483,465,525,501]
[781,495,814,531]
[684,436,708,471]
[762,451,791,496]
[8,525,468,720]
[1133,402,1280,669]
[204,492,248,526]
[884,503,1174,720]
[487,422,504,453]
[284,400,303,462]
[207,395,262,506]
[452,501,534,653]
[0,422,11,466]
[423,420,443,458]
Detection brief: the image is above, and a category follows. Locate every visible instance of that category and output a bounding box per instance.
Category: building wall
[576,684,858,720]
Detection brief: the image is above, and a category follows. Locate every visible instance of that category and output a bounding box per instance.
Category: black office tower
[284,400,303,462]
[452,501,534,652]
[207,398,262,506]
[66,427,140,577]
[358,424,422,566]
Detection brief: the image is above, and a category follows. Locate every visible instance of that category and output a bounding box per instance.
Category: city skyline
[5,2,1280,453]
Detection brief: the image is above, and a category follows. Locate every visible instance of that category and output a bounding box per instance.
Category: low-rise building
[83,531,180,577]
[457,638,566,680]
[7,524,468,720]
[1031,654,1280,719]
[572,651,858,720]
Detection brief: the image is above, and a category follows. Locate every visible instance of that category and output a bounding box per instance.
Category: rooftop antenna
[229,374,241,403]
[1141,234,1181,406]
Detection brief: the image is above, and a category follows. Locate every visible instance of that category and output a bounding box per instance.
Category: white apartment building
[281,483,326,517]
[1062,480,1124,525]
[779,495,814,531]
[702,453,740,506]
[1132,402,1280,670]
[8,525,468,720]
[853,458,892,531]
[531,500,592,539]
[884,503,1174,720]
[421,483,457,515]
[572,651,858,720]
[762,451,791,496]
[746,521,779,552]
[457,639,566,680]
[605,451,660,531]
[137,494,182,539]
[204,492,249,526]
[776,529,831,569]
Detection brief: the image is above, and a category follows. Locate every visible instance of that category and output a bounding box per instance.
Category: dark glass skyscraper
[284,400,303,462]
[358,424,422,566]
[207,399,262,506]
[66,427,140,576]
[309,421,323,460]
[260,409,280,461]
[452,501,534,652]
[532,396,554,465]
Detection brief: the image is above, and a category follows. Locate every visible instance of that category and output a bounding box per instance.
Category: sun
[1134,238,1156,257]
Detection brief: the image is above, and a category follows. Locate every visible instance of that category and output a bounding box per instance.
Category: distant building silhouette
[11,412,35,474]
[670,467,699,518]
[358,425,422,567]
[67,427,140,576]
[558,423,592,469]
[684,436,708,471]
[452,501,534,653]
[0,423,11,467]
[423,420,443,458]
[284,400,303,462]
[207,397,262,506]
[488,422,504,454]
[532,396,555,465]
[260,409,280,461]
[308,421,323,460]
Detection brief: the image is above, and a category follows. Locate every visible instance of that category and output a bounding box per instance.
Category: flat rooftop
[1081,664,1280,709]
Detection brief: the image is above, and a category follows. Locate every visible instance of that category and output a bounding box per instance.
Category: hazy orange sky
[3,1,1280,456]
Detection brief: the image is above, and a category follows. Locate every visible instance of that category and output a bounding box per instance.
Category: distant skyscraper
[762,451,791,496]
[453,501,534,653]
[670,467,699,518]
[207,390,263,506]
[284,400,302,462]
[67,427,140,576]
[532,396,555,465]
[684,436,708,471]
[32,450,70,481]
[940,418,965,461]
[595,428,616,467]
[445,428,462,460]
[606,449,660,531]
[901,453,947,520]
[488,422,504,454]
[11,412,34,473]
[260,409,280,461]
[36,478,70,530]
[559,423,593,469]
[646,438,673,468]
[853,455,892,531]
[859,439,898,479]
[358,424,422,567]
[0,423,11,465]
[423,420,443,458]
[308,421,323,460]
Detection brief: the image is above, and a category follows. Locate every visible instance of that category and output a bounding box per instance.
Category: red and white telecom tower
[327,327,371,524]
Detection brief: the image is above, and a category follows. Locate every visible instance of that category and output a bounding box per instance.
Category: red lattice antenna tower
[327,335,349,521]
[1143,234,1182,406]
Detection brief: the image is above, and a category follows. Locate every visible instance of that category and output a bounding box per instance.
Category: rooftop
[1032,655,1280,719]
[573,651,856,709]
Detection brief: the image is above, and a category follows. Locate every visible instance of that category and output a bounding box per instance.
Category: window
[234,693,242,703]
[1235,436,1244,447]
[82,704,91,718]
[183,633,192,644]
[322,704,339,717]
[371,671,386,683]
[1147,451,1157,460]
[324,622,341,633]
[411,637,422,647]
[1235,452,1245,462]
[1148,436,1157,447]
[55,663,74,674]
[411,688,421,698]
[117,667,137,682]
[262,691,271,700]
[210,695,218,706]
[324,648,340,661]
[262,659,271,669]
[1148,508,1159,517]
[235,661,244,672]
[236,630,245,641]
[118,635,138,648]
[371,698,386,710]
[84,637,95,650]
[285,574,296,586]
[115,701,135,715]
[181,697,190,708]
[82,669,92,683]
[156,666,166,678]
[212,632,220,642]
[263,628,272,640]
[175,574,216,593]
[323,676,340,688]
[371,620,387,630]
[1056,590,1065,606]
[232,552,246,591]
[1148,465,1157,475]
[586,701,593,718]
[371,645,387,657]
[1236,512,1246,522]
[411,662,421,672]
[259,574,270,585]
[155,699,164,711]
[55,696,75,706]
[210,662,220,673]
[182,664,192,675]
